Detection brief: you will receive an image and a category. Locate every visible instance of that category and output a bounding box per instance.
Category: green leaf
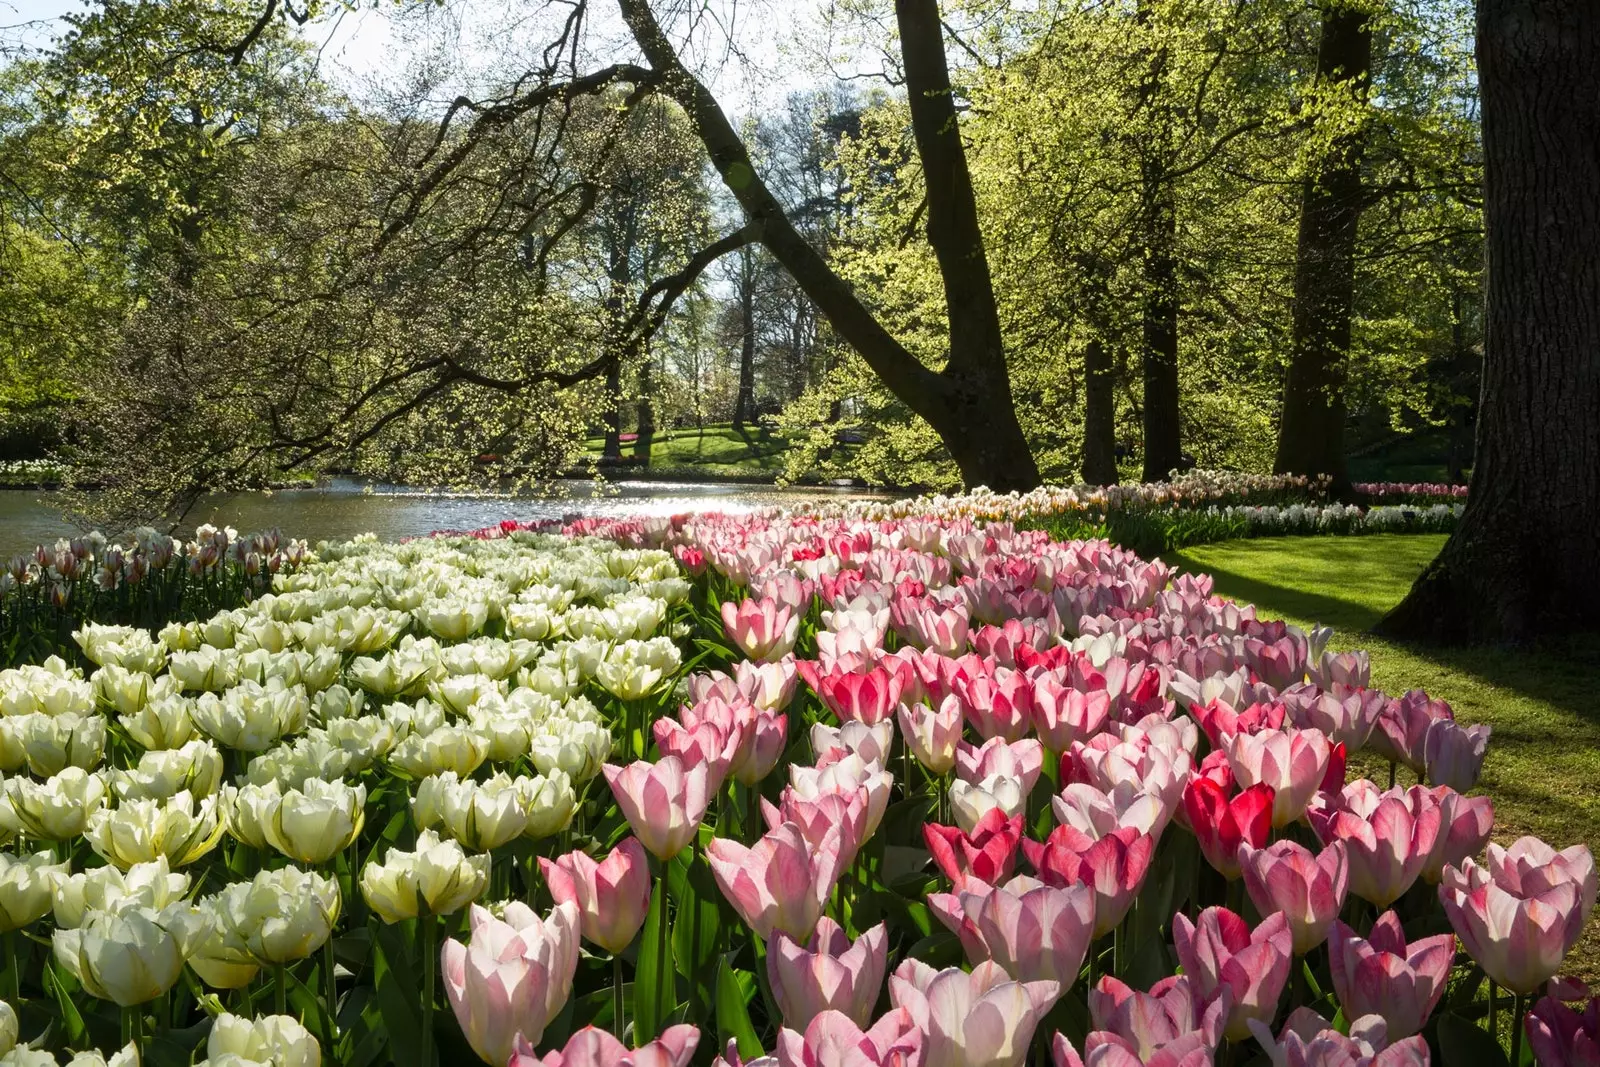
[715,958,763,1059]
[671,852,722,1017]
[634,878,675,1044]
[372,921,425,1067]
[1437,1013,1511,1067]
[44,960,87,1047]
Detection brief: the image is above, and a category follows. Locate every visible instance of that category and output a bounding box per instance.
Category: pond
[0,477,893,556]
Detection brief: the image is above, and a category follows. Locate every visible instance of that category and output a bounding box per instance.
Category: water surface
[0,477,890,556]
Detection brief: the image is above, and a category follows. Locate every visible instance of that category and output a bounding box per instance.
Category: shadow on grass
[1178,560,1389,632]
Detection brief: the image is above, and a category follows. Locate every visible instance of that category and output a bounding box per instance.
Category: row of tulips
[531,506,1588,1067]
[0,525,309,670]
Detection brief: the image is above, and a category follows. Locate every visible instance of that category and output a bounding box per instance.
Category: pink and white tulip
[706,821,844,941]
[890,958,1058,1067]
[441,901,581,1064]
[602,757,710,862]
[723,598,802,662]
[774,1008,924,1067]
[1172,907,1293,1041]
[1327,911,1454,1040]
[767,918,887,1031]
[509,1024,700,1067]
[897,696,963,775]
[538,837,652,955]
[1238,839,1348,955]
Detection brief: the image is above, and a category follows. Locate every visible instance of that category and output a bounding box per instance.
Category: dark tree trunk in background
[733,248,757,433]
[620,0,1042,491]
[1274,3,1373,494]
[1140,178,1181,482]
[1376,0,1600,643]
[1083,338,1118,485]
[633,351,656,462]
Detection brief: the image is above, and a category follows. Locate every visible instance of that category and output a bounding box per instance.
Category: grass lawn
[1167,534,1600,978]
[581,423,792,478]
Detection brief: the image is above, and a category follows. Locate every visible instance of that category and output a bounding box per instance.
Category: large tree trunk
[1140,177,1182,482]
[1083,338,1118,485]
[1375,0,1600,643]
[633,350,656,462]
[1273,3,1373,493]
[618,0,1041,491]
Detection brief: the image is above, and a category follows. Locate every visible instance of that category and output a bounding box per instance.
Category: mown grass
[582,423,792,478]
[1166,534,1600,978]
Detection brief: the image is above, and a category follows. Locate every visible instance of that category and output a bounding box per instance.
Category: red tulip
[1026,825,1155,938]
[1182,779,1273,880]
[924,810,1023,892]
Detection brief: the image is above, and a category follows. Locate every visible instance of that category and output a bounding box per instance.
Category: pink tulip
[1225,728,1331,827]
[924,810,1023,891]
[1051,1031,1214,1067]
[789,753,893,840]
[1073,738,1189,823]
[898,696,963,775]
[1282,684,1385,752]
[1032,673,1112,753]
[1190,698,1285,751]
[768,918,887,1029]
[801,664,904,726]
[890,599,970,657]
[1327,911,1454,1040]
[1421,787,1494,883]
[602,757,710,861]
[441,901,581,1064]
[723,597,801,662]
[1247,1008,1430,1067]
[1087,974,1225,1061]
[1054,783,1167,845]
[509,1024,700,1067]
[1368,690,1452,773]
[538,837,652,955]
[1182,779,1273,880]
[973,618,1054,668]
[1172,907,1293,1041]
[1526,983,1600,1067]
[706,821,844,941]
[956,736,1044,795]
[774,1008,924,1067]
[653,715,745,792]
[757,572,816,613]
[764,789,869,870]
[890,958,1059,1067]
[1439,839,1594,994]
[1026,825,1155,937]
[736,705,789,786]
[734,657,801,711]
[955,668,1034,742]
[1309,783,1441,908]
[1238,839,1348,955]
[934,874,1096,990]
[812,721,895,767]
[1310,650,1369,690]
[1423,719,1490,792]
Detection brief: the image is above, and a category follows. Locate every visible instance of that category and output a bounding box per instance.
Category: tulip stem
[274,962,287,1017]
[4,930,17,1002]
[1511,992,1525,1065]
[1488,978,1498,1042]
[121,1004,142,1051]
[323,936,339,1043]
[421,915,438,1067]
[613,952,626,1041]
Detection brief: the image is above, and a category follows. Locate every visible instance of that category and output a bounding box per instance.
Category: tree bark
[1083,338,1118,485]
[1140,175,1182,482]
[732,246,757,433]
[1375,0,1600,643]
[1273,2,1373,493]
[617,0,1041,490]
[633,350,656,462]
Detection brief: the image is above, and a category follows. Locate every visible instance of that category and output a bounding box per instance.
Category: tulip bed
[0,526,308,671]
[0,506,1588,1067]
